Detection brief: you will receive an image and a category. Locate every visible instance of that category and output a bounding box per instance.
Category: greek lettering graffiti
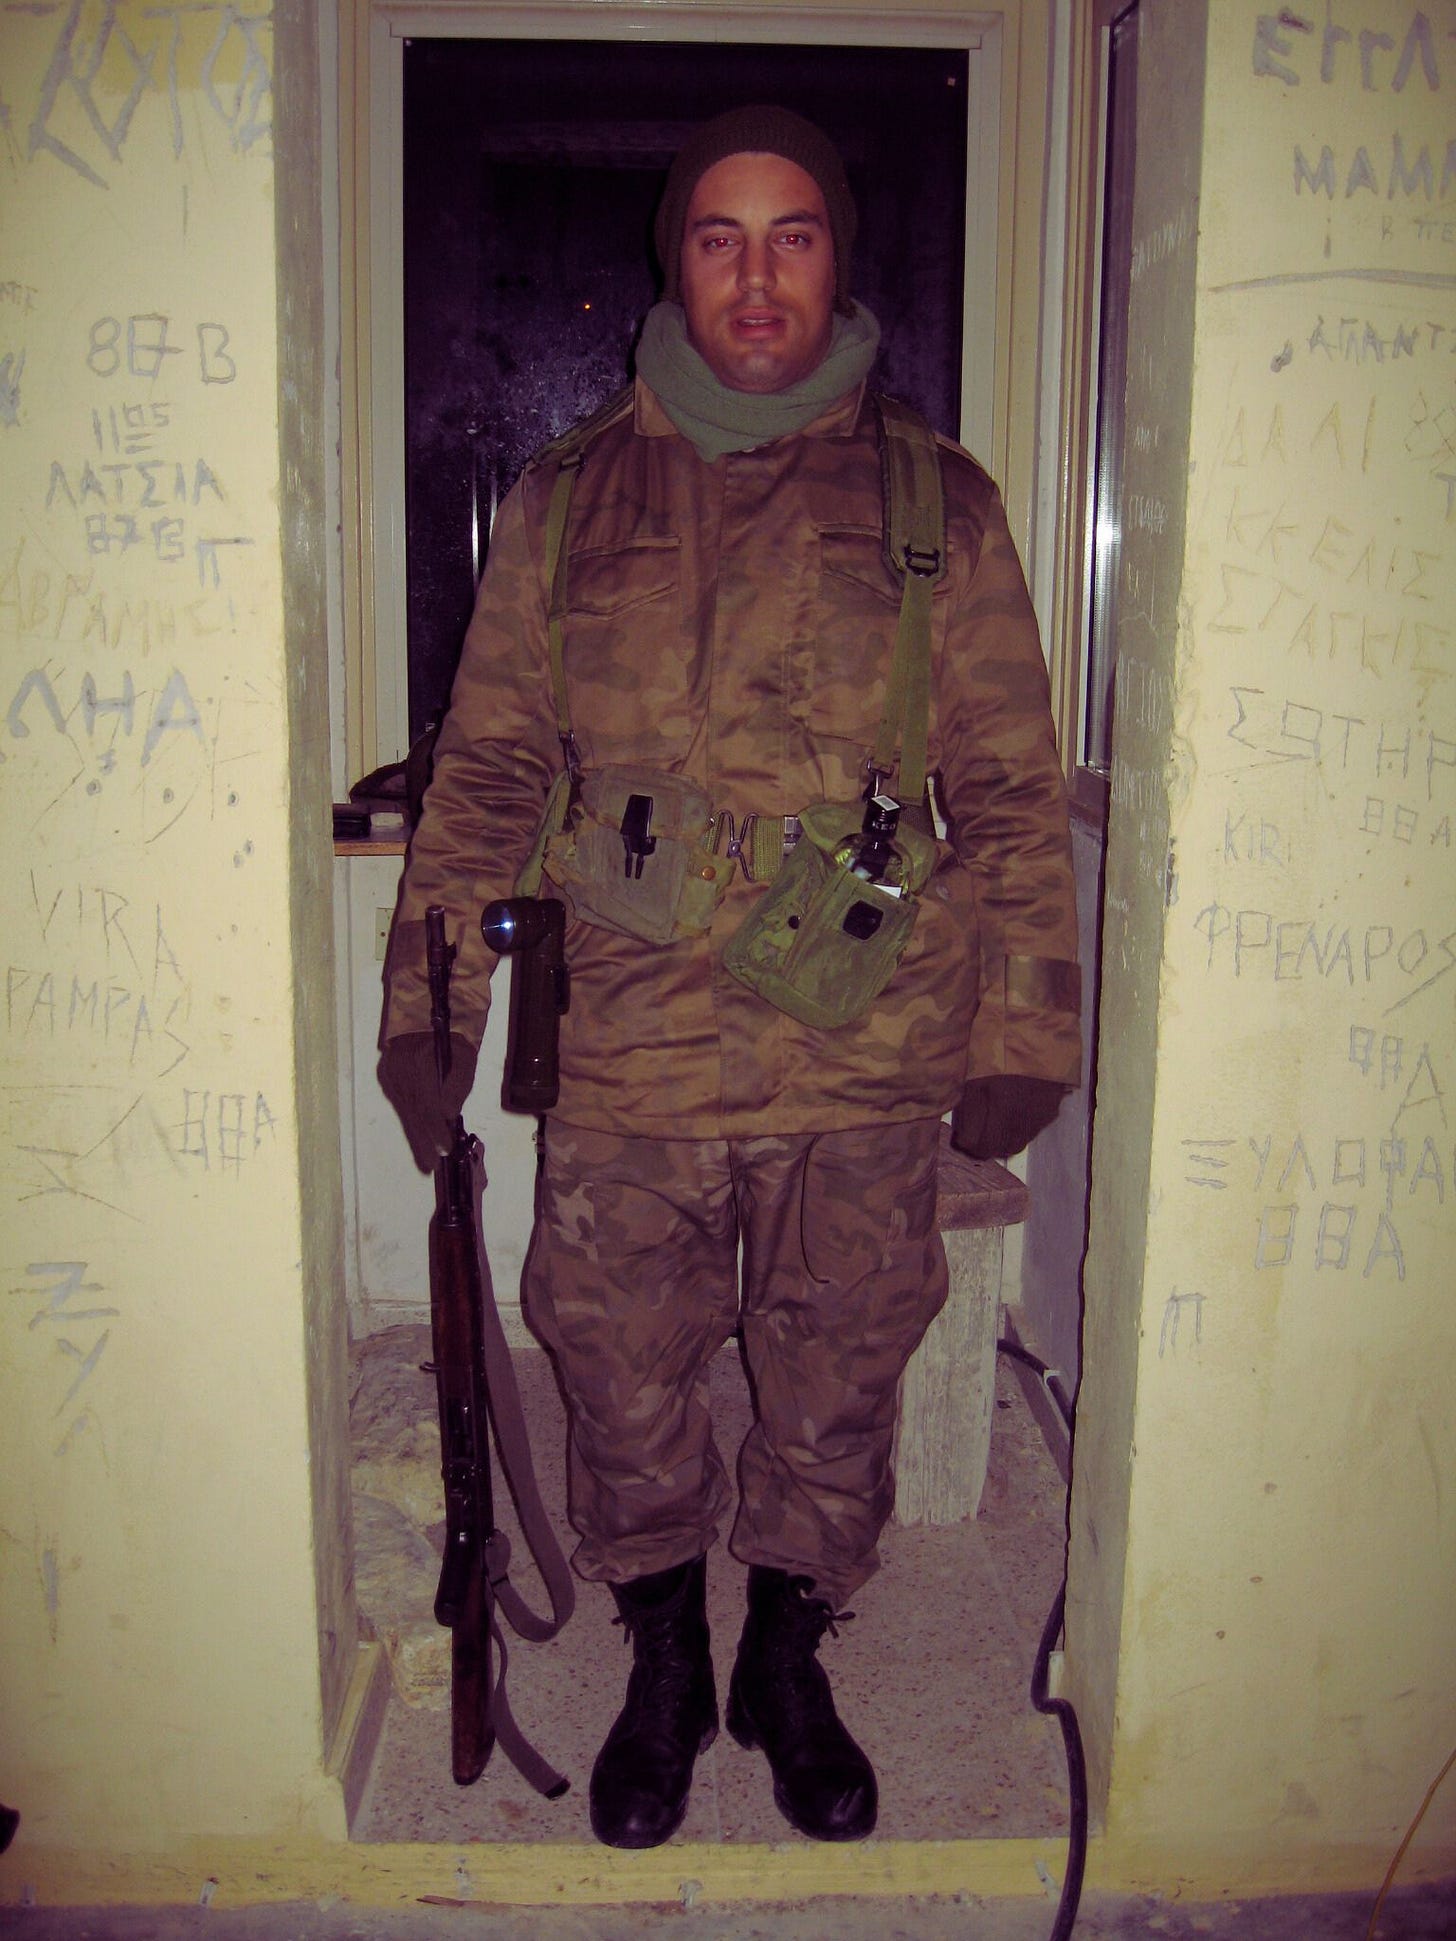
[1293,137,1456,201]
[1160,1288,1206,1358]
[1222,688,1455,799]
[22,1,272,190]
[175,1087,279,1173]
[1190,901,1456,1014]
[46,457,225,511]
[4,663,210,769]
[0,542,234,650]
[1254,11,1445,94]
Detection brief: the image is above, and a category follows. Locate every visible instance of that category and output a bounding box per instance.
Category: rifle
[424,904,574,1794]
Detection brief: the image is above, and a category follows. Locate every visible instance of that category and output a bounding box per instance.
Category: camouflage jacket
[383,379,1080,1138]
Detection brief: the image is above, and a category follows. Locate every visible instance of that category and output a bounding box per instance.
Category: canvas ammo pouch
[540,765,735,944]
[721,800,938,1030]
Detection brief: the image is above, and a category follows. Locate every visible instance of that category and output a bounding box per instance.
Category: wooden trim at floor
[5,1832,1451,1910]
[3,1836,1067,1911]
[326,1640,393,1833]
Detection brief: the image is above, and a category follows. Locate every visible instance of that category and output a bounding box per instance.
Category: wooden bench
[892,1124,1029,1525]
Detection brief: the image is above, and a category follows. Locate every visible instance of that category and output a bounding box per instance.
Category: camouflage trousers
[522,1118,947,1603]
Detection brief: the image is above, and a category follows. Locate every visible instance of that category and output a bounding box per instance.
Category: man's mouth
[732,310,785,333]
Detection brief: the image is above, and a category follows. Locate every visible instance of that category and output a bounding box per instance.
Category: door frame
[329,0,1125,1848]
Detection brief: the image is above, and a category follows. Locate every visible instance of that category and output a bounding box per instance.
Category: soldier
[381,105,1080,1849]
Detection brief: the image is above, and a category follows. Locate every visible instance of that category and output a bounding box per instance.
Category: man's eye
[777,231,811,249]
[702,234,736,252]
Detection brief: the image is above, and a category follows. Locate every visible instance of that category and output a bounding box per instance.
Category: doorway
[333,0,1081,1877]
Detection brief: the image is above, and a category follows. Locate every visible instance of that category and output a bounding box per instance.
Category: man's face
[679,152,837,395]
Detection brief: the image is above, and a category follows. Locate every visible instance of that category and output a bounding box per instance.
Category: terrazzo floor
[347,1316,1071,1849]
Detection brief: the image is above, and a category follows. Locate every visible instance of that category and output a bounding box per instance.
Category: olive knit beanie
[655,105,857,316]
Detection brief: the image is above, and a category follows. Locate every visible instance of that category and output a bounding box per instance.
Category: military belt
[715,812,802,885]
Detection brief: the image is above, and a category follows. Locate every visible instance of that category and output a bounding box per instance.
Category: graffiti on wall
[8,0,273,191]
[1111,7,1456,1352]
[0,6,286,1279]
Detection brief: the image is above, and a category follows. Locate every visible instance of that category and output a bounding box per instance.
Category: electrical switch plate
[375,908,392,961]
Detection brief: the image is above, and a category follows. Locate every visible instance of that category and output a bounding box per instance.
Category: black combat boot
[589,1555,718,1848]
[725,1564,877,1841]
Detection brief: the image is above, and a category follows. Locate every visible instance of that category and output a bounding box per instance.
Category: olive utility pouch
[542,765,735,944]
[721,801,938,1030]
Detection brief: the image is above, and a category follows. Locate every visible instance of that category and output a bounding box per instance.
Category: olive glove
[378,1031,479,1171]
[951,1074,1069,1160]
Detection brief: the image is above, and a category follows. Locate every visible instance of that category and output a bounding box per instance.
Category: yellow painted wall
[0,1,354,1849]
[4,0,1451,1900]
[1072,0,1456,1888]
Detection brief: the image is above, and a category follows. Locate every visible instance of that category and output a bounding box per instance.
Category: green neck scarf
[635,300,881,461]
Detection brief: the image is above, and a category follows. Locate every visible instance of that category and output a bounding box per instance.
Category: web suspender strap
[510,389,635,898]
[872,394,946,812]
[539,386,636,759]
[544,457,580,749]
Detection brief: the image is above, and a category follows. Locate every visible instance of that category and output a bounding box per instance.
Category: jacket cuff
[1004,953,1081,1016]
[967,953,1083,1088]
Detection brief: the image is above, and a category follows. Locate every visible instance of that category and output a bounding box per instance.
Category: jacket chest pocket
[803,526,907,742]
[563,536,688,755]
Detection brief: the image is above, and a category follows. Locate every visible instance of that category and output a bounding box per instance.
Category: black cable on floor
[998,1337,1087,1941]
[997,1335,1076,1437]
[1029,1577,1088,1940]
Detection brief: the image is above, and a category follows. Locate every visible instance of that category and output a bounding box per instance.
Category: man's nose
[737,236,774,292]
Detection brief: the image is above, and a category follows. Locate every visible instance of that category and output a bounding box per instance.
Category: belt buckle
[735,813,800,884]
[737,812,759,883]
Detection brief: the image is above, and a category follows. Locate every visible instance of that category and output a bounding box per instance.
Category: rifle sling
[463,1141,577,1793]
[481,1610,570,1800]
